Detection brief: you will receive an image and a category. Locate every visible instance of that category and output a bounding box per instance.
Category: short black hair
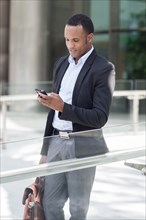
[66,14,94,34]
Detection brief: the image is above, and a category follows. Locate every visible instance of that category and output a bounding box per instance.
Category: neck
[73,45,92,64]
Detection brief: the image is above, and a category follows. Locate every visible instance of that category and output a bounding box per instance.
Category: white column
[9,0,50,102]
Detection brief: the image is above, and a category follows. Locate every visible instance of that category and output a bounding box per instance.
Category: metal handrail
[0,90,146,143]
[1,146,145,184]
[0,90,145,102]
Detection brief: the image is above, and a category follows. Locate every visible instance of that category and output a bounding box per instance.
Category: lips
[69,50,76,53]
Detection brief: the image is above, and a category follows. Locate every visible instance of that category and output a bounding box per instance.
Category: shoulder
[90,49,115,72]
[53,55,69,78]
[54,55,68,67]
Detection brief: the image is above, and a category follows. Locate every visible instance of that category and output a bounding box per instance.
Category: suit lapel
[53,49,97,102]
[72,49,97,104]
[54,58,69,92]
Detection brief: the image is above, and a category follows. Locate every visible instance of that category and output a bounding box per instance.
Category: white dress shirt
[52,46,94,131]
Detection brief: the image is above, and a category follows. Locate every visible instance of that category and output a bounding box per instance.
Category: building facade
[0,0,146,95]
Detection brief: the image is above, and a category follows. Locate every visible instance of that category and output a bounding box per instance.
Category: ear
[87,33,93,43]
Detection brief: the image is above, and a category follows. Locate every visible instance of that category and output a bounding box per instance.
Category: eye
[73,39,79,43]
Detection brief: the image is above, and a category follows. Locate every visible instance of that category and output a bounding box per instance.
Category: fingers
[37,93,48,100]
[37,92,64,112]
[50,92,59,97]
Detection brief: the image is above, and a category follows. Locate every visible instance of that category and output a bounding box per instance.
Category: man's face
[64,25,93,62]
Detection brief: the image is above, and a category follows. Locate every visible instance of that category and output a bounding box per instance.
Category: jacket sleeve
[59,67,115,129]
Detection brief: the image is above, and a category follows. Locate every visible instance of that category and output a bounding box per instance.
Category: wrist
[60,102,64,112]
[39,155,47,164]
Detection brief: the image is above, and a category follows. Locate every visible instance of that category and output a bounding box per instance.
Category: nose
[67,41,75,50]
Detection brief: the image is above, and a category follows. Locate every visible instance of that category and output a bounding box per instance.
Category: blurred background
[0,0,146,141]
[0,1,146,219]
[0,0,146,97]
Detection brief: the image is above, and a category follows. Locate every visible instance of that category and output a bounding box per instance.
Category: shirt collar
[68,46,94,64]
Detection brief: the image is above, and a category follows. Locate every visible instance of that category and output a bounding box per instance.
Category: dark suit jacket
[41,49,115,157]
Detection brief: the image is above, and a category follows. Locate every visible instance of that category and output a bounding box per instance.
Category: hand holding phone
[36,90,64,112]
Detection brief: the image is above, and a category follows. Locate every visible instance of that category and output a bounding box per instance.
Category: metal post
[133,95,139,132]
[1,101,7,148]
[128,94,139,132]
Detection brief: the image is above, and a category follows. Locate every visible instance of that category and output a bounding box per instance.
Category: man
[37,14,115,220]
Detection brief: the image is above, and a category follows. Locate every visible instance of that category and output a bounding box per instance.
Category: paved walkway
[0,111,145,220]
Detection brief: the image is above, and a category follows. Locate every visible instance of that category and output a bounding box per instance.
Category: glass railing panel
[1,123,145,220]
[135,80,146,90]
[0,81,53,95]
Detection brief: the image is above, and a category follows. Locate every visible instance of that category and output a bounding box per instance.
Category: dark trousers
[42,137,96,220]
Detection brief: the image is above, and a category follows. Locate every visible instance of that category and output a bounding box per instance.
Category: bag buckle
[28,201,35,208]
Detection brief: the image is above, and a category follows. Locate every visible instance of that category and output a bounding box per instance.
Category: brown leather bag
[22,177,46,220]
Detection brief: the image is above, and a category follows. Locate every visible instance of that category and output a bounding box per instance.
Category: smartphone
[35,88,48,95]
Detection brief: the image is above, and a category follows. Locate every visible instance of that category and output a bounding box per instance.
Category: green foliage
[126,11,146,79]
